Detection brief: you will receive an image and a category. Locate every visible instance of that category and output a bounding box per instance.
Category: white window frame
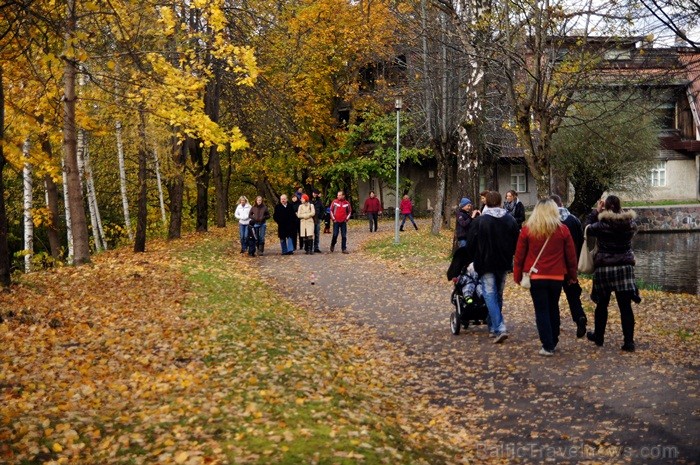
[510,165,527,193]
[650,161,667,187]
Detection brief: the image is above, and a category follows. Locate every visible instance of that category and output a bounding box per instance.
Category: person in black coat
[462,191,520,343]
[584,195,640,352]
[273,194,297,255]
[504,190,526,228]
[551,195,587,338]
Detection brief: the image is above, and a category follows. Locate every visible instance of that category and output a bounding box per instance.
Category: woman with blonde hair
[234,195,252,254]
[513,199,578,356]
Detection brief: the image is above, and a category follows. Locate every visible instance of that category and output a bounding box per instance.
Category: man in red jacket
[330,191,352,254]
[362,191,382,232]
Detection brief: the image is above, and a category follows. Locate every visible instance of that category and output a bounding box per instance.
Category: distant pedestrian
[296,194,316,254]
[463,191,519,343]
[311,189,325,253]
[504,190,526,228]
[551,195,587,338]
[363,191,382,232]
[399,194,418,231]
[455,197,479,249]
[513,199,578,356]
[250,196,271,256]
[273,194,296,255]
[584,195,640,352]
[234,196,252,254]
[329,191,352,254]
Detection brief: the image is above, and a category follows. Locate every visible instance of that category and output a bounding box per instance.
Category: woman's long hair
[525,199,561,239]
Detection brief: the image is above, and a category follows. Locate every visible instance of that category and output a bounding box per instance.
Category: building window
[511,165,527,193]
[651,161,667,187]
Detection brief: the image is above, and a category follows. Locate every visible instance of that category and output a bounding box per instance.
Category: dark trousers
[593,290,635,345]
[530,279,563,352]
[563,281,586,323]
[331,222,347,251]
[313,221,321,251]
[367,213,378,232]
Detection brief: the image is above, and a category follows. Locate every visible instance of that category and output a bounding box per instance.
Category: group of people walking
[454,190,639,355]
[234,189,355,257]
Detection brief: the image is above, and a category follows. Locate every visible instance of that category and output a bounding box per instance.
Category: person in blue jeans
[462,191,519,343]
[329,191,352,253]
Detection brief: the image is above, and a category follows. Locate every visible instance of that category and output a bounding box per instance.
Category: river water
[633,232,700,295]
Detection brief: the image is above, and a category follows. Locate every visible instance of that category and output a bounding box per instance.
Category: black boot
[309,241,314,255]
[414,224,418,230]
[259,243,264,256]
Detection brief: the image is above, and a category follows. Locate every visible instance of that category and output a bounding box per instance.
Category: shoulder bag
[578,225,596,274]
[521,235,552,289]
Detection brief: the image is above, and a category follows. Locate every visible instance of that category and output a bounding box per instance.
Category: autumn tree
[551,98,659,216]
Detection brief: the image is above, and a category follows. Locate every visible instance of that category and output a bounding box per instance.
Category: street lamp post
[394,97,402,245]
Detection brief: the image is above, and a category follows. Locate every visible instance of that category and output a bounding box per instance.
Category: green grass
[625,199,700,207]
[176,236,444,464]
[362,229,453,269]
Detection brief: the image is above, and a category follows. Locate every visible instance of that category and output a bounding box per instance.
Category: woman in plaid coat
[584,195,640,352]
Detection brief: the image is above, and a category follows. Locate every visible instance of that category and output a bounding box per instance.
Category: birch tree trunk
[152,146,167,226]
[61,157,74,263]
[23,139,33,273]
[84,148,106,249]
[0,66,10,287]
[62,0,90,265]
[115,120,133,241]
[134,108,148,253]
[77,124,103,251]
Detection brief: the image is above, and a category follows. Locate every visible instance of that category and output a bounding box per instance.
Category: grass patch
[625,199,700,207]
[362,229,453,269]
[176,235,445,464]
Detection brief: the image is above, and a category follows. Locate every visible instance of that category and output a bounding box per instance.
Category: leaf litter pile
[0,230,462,464]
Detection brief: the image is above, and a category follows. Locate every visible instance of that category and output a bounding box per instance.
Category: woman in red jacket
[399,194,418,231]
[514,199,578,356]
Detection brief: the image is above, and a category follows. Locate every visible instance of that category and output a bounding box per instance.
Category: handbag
[578,225,597,274]
[521,235,551,289]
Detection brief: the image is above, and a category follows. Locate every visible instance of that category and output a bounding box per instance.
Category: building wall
[619,155,698,202]
[496,163,539,207]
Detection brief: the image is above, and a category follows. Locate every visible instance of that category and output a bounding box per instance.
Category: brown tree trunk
[211,146,225,227]
[0,66,11,287]
[189,138,209,232]
[39,137,63,259]
[62,1,90,265]
[167,135,186,240]
[134,109,148,253]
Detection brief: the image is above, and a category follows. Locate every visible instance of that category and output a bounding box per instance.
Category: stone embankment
[631,205,700,232]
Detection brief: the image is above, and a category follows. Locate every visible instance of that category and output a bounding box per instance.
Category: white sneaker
[539,348,554,356]
[489,332,496,338]
[493,332,509,344]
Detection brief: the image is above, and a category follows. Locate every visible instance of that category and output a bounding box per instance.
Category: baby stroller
[450,263,489,334]
[446,246,489,335]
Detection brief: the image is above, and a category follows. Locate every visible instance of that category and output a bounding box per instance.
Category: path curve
[253,220,699,464]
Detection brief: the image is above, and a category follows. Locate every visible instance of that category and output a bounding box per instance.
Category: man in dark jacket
[551,195,587,337]
[273,194,296,255]
[311,189,325,253]
[464,191,519,343]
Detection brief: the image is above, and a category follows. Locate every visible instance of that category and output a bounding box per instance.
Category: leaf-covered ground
[0,232,456,464]
[1,222,698,464]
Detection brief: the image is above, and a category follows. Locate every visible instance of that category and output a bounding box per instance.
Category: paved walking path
[253,221,699,464]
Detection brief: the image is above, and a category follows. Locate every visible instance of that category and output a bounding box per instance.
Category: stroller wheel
[450,311,461,335]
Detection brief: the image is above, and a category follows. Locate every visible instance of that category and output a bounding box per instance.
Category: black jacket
[585,209,637,267]
[559,208,584,255]
[464,210,519,275]
[505,200,526,228]
[273,203,297,239]
[311,196,325,223]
